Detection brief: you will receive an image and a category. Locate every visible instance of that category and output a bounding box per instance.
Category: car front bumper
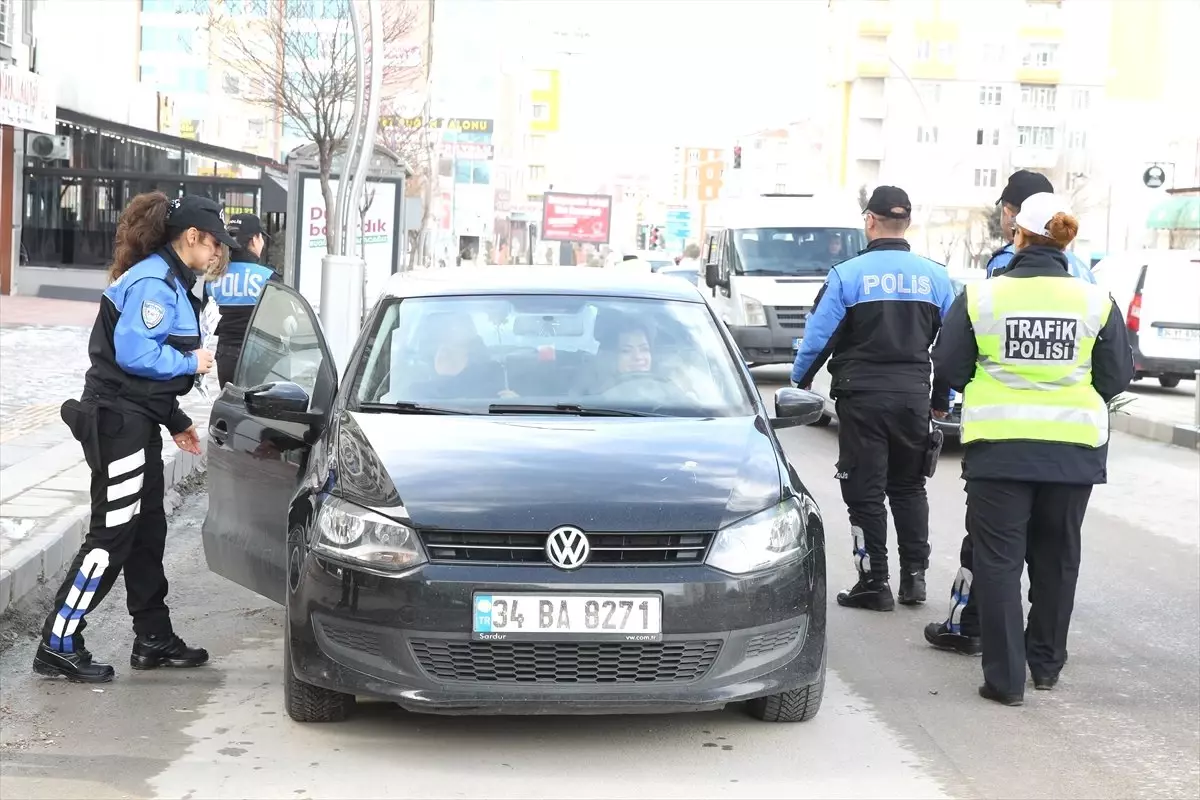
[730,307,809,365]
[286,554,826,716]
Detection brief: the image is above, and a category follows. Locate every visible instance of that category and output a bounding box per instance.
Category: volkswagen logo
[545,526,590,570]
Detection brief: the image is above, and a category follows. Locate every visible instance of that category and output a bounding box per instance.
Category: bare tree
[963,205,1003,269]
[203,0,425,254]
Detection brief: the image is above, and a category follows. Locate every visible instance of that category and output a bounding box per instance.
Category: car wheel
[746,666,826,723]
[808,413,833,428]
[284,624,354,723]
[1159,376,1182,389]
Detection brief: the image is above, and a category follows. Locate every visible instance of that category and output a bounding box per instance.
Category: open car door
[202,282,337,603]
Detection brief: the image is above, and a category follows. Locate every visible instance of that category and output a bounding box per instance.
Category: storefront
[2,60,56,295]
[17,108,287,299]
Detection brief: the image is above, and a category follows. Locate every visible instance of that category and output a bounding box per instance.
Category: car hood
[335,411,783,533]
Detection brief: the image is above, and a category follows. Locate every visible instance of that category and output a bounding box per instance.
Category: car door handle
[210,419,229,446]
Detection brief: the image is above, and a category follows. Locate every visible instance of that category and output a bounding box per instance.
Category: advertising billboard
[541,192,612,244]
[293,175,402,313]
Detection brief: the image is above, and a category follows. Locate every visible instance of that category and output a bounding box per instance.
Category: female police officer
[930,193,1133,705]
[209,213,279,387]
[33,193,238,683]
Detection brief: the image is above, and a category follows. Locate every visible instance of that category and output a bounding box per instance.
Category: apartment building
[825,0,1196,262]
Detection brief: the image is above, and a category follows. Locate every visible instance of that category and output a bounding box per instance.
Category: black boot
[979,683,1023,706]
[923,621,982,655]
[898,569,927,605]
[33,643,115,683]
[131,633,210,670]
[1032,673,1059,691]
[836,576,895,611]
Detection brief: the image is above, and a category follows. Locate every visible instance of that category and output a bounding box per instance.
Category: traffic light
[733,145,742,169]
[649,227,660,250]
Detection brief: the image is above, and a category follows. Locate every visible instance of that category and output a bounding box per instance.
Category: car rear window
[349,294,755,417]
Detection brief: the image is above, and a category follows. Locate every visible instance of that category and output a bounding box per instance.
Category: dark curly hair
[108,192,173,282]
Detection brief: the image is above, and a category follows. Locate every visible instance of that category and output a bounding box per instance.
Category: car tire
[1159,376,1182,388]
[284,625,354,723]
[808,413,833,428]
[746,668,826,723]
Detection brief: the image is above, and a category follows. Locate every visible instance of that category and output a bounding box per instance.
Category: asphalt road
[1,367,1197,800]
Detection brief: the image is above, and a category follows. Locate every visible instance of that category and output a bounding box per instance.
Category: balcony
[1010,147,1060,170]
[856,59,890,78]
[1016,66,1061,85]
[858,19,892,37]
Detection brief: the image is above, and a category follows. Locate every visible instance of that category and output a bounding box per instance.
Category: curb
[1111,413,1200,450]
[0,433,208,618]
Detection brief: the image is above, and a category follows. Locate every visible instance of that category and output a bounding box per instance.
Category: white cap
[1014,192,1073,238]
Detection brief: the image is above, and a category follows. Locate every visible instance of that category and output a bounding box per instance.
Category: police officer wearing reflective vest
[208,213,278,387]
[930,193,1133,705]
[792,186,956,611]
[985,170,1097,283]
[925,171,1100,656]
[33,193,238,683]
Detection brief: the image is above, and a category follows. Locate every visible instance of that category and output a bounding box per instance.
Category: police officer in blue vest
[209,213,278,387]
[792,186,956,611]
[35,193,237,683]
[924,171,1098,657]
[984,170,1097,283]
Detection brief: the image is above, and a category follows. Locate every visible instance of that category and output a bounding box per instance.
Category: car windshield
[732,227,866,277]
[350,294,755,417]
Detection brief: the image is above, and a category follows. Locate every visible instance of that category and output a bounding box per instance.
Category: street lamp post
[319,0,384,372]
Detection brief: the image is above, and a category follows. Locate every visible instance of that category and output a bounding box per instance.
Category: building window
[775,183,787,193]
[529,164,546,182]
[528,134,547,154]
[982,43,1006,64]
[978,84,1003,106]
[1017,125,1056,148]
[1067,130,1087,150]
[141,26,194,52]
[923,82,943,104]
[1021,85,1057,111]
[247,119,266,138]
[226,0,269,15]
[1022,43,1059,68]
[976,127,1001,146]
[974,168,999,188]
[0,0,11,46]
[1070,88,1091,111]
[916,125,939,144]
[223,74,241,95]
[141,0,194,12]
[531,103,550,121]
[938,41,955,61]
[916,40,932,61]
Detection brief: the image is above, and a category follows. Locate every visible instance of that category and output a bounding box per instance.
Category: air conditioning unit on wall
[26,133,72,161]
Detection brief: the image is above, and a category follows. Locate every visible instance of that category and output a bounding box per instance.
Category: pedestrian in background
[207,213,279,388]
[926,171,1101,657]
[792,187,956,611]
[931,193,1133,705]
[34,193,238,683]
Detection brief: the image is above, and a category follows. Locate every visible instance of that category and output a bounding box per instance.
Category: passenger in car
[401,312,516,400]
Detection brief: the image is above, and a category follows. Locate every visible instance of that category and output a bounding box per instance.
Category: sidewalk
[0,305,215,617]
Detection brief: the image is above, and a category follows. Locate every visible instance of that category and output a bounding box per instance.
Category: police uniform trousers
[215,341,240,388]
[41,406,172,653]
[834,391,932,581]
[967,479,1090,696]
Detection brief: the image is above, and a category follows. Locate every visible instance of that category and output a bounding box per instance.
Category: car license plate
[793,337,802,351]
[472,593,663,641]
[1157,326,1200,341]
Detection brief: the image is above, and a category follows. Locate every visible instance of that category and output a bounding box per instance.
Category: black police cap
[166,196,239,248]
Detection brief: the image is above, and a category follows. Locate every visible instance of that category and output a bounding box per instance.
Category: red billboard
[540,192,612,244]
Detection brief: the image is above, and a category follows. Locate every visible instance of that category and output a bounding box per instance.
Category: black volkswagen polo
[202,268,829,724]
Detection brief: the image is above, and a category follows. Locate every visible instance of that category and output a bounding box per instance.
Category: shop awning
[1146,195,1200,230]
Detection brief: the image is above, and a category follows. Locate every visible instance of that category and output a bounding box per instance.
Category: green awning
[1147,195,1200,230]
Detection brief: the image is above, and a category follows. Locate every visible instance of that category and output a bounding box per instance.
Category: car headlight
[741,296,767,327]
[313,497,426,571]
[706,498,807,575]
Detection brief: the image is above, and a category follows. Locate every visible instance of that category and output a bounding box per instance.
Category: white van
[1092,249,1200,387]
[700,194,865,367]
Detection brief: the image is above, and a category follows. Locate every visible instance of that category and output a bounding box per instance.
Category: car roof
[381,267,706,302]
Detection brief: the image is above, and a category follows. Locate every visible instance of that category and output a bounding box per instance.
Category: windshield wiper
[358,401,470,415]
[487,403,661,418]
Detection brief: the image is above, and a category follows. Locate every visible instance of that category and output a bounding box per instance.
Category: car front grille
[419,529,714,566]
[410,639,723,684]
[773,306,810,330]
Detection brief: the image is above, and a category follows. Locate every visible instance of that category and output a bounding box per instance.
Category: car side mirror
[771,387,825,429]
[244,381,323,425]
[705,262,726,289]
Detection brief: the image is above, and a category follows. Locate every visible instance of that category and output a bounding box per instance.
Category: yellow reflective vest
[962,275,1112,447]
